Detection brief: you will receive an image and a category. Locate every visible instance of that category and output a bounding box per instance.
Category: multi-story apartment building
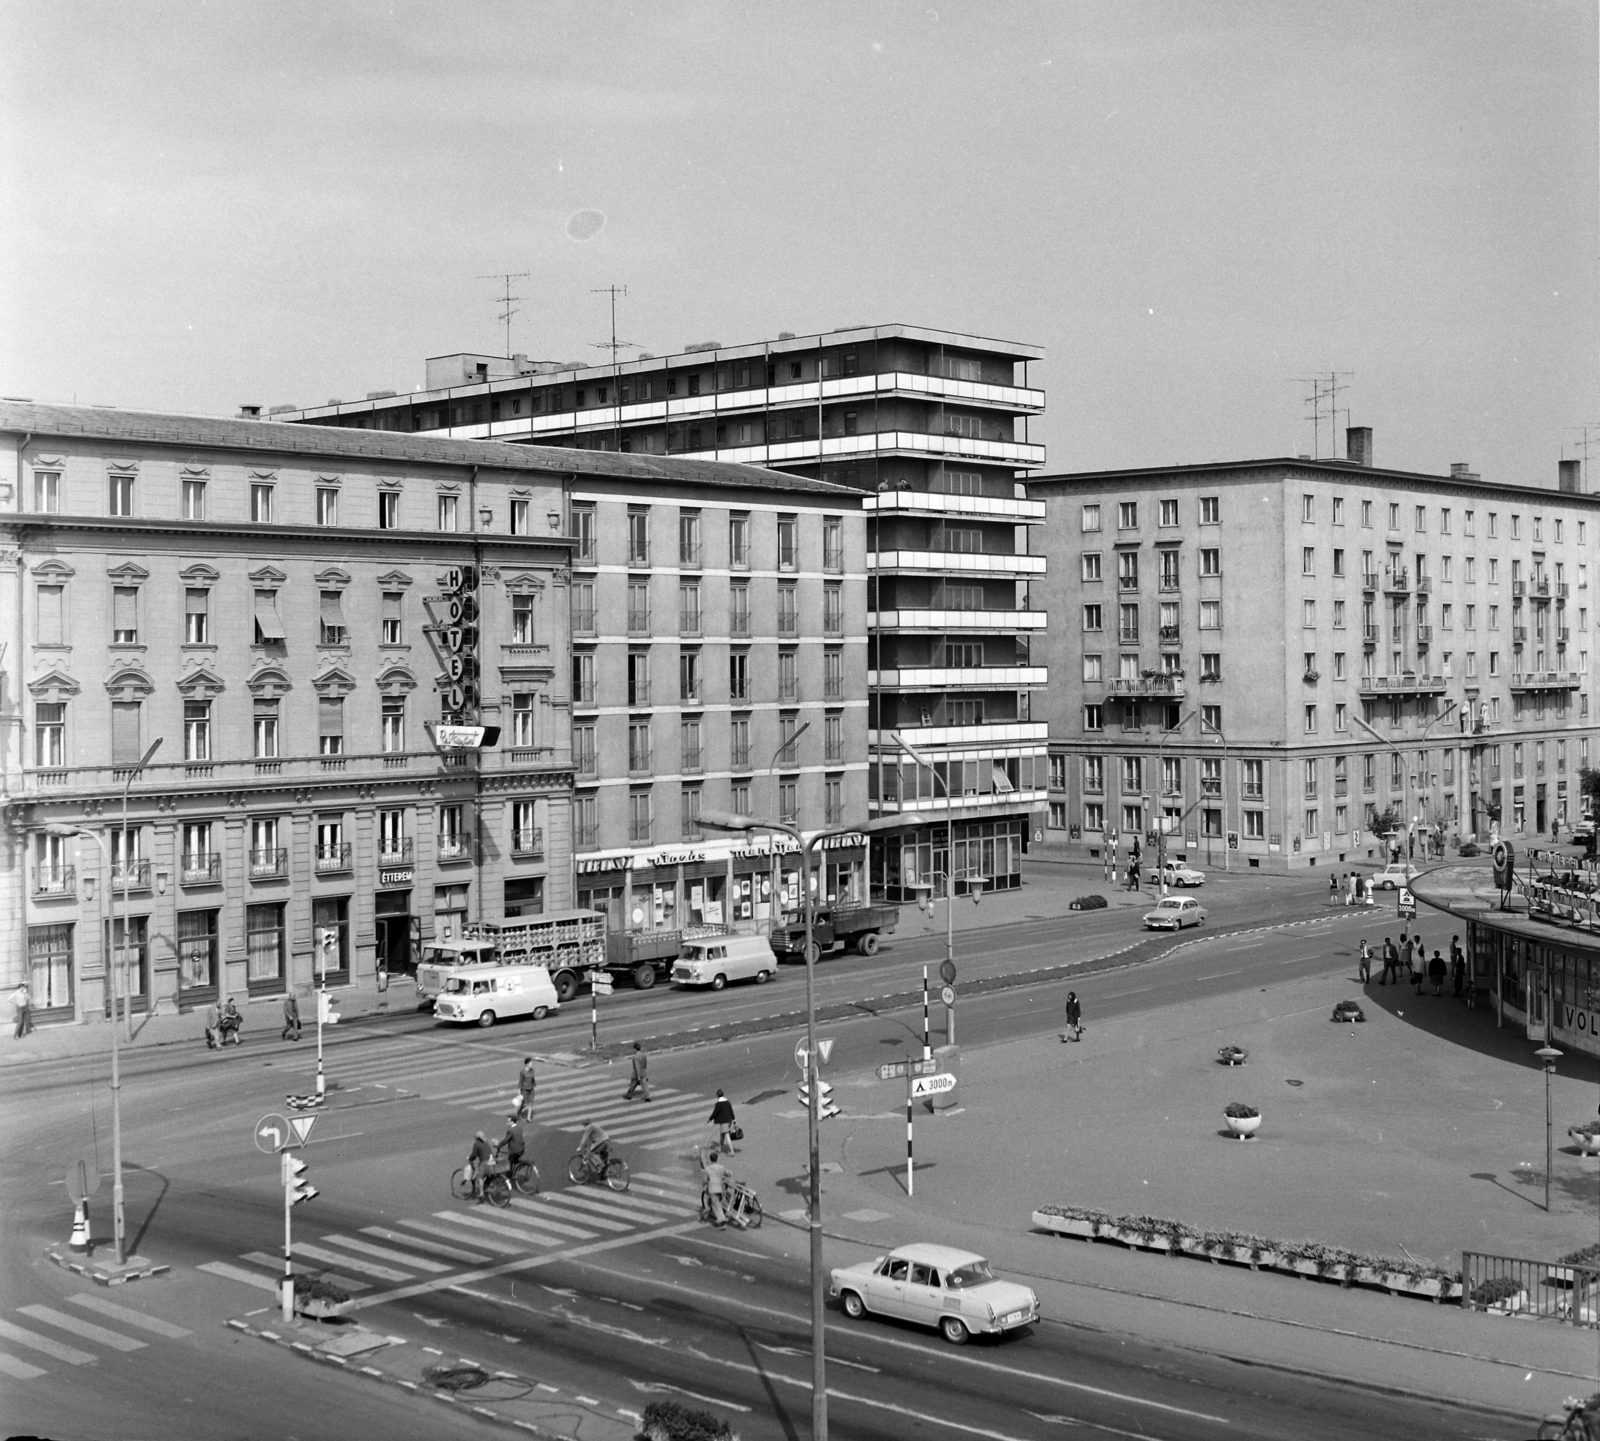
[276,323,1051,898]
[1030,432,1599,872]
[0,401,646,1026]
[565,474,868,939]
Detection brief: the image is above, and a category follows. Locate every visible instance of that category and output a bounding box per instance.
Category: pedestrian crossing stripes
[200,1172,709,1308]
[0,1294,191,1383]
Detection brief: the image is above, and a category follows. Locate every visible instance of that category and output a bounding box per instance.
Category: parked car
[829,1243,1039,1345]
[432,964,560,1028]
[1569,817,1596,842]
[670,935,776,990]
[1145,861,1205,887]
[1372,861,1419,890]
[1142,896,1206,930]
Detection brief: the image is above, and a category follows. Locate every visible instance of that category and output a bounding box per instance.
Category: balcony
[1383,569,1410,595]
[111,860,151,892]
[868,665,1051,690]
[314,842,353,874]
[436,840,473,864]
[868,549,1046,577]
[320,756,346,773]
[1416,576,1432,593]
[249,848,287,879]
[1532,579,1551,598]
[1512,580,1526,597]
[1109,674,1186,699]
[511,828,544,860]
[32,865,75,898]
[378,838,414,866]
[1362,625,1379,646]
[1357,673,1447,696]
[1508,670,1583,692]
[1361,572,1379,592]
[1416,625,1433,646]
[180,852,222,886]
[864,490,1046,522]
[1159,625,1180,642]
[869,608,1046,632]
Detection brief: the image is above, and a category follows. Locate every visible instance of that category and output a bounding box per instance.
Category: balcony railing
[679,613,702,639]
[249,847,287,879]
[33,865,75,897]
[379,838,414,865]
[1513,627,1528,644]
[1117,628,1140,645]
[1357,673,1447,696]
[1416,625,1433,645]
[511,828,544,859]
[1159,625,1180,641]
[1508,670,1583,692]
[180,852,222,886]
[778,616,800,638]
[1118,577,1139,592]
[1383,569,1410,594]
[1363,625,1379,645]
[679,545,702,569]
[627,609,651,635]
[730,612,751,638]
[1532,578,1551,597]
[572,608,596,634]
[437,840,472,863]
[1108,674,1185,698]
[112,860,151,892]
[1361,572,1379,591]
[682,749,703,775]
[314,842,353,874]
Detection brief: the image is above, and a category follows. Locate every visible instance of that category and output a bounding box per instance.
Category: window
[627,651,650,707]
[112,585,138,643]
[1080,553,1103,585]
[1081,504,1101,532]
[730,715,751,769]
[680,717,703,772]
[1083,703,1103,731]
[1241,759,1264,799]
[317,487,338,526]
[777,514,798,570]
[1388,502,1400,530]
[35,701,65,767]
[572,652,595,707]
[184,588,209,644]
[823,582,843,636]
[1302,495,1315,522]
[824,648,843,699]
[381,697,404,753]
[1118,501,1138,529]
[825,712,844,761]
[824,774,844,826]
[1333,599,1346,628]
[628,721,652,774]
[779,779,798,826]
[1302,546,1315,575]
[1200,703,1222,735]
[1200,652,1220,680]
[1356,499,1370,528]
[1302,600,1316,627]
[778,583,799,636]
[110,701,140,766]
[109,471,135,517]
[628,508,650,565]
[1118,551,1139,590]
[1489,604,1499,630]
[680,786,703,840]
[680,650,701,702]
[318,696,344,755]
[778,649,798,702]
[570,794,598,851]
[568,722,595,778]
[253,699,279,758]
[437,492,461,532]
[1487,511,1498,539]
[381,591,403,645]
[1083,654,1102,682]
[319,590,347,645]
[728,513,750,569]
[253,589,286,643]
[779,713,802,766]
[1200,496,1219,524]
[1200,600,1220,630]
[1159,498,1178,527]
[1411,504,1424,533]
[251,482,273,523]
[1332,548,1345,577]
[1199,548,1220,576]
[182,700,211,761]
[33,470,60,513]
[626,578,651,634]
[1332,497,1345,525]
[1159,550,1180,589]
[1119,603,1139,643]
[29,582,61,646]
[823,516,843,572]
[677,509,702,567]
[1510,513,1522,540]
[182,476,207,520]
[246,902,284,986]
[626,790,653,845]
[727,649,750,703]
[1489,652,1500,676]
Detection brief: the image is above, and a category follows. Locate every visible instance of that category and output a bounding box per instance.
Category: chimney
[1346,426,1373,467]
[1559,459,1583,493]
[236,404,262,420]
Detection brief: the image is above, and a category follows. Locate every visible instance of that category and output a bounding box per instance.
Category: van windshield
[442,977,470,994]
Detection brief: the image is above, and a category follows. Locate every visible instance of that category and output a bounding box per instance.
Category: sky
[2,1,1595,485]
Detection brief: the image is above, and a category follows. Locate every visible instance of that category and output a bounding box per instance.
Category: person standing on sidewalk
[12,983,33,1039]
[281,994,301,1042]
[1329,874,1338,903]
[1399,933,1414,987]
[624,1041,653,1101]
[709,1089,738,1152]
[1063,991,1083,1042]
[1450,937,1466,1000]
[1380,936,1398,985]
[1427,949,1447,996]
[1358,940,1372,985]
[517,1056,538,1119]
[203,1001,221,1049]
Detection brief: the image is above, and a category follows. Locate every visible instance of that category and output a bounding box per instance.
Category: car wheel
[841,1291,866,1320]
[807,941,823,965]
[633,963,657,991]
[712,974,726,990]
[476,1010,496,1028]
[755,970,770,984]
[532,1005,548,1020]
[554,970,579,1004]
[940,1315,969,1345]
[858,932,881,957]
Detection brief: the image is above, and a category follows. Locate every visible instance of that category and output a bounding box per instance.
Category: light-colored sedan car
[1372,862,1419,890]
[829,1243,1039,1344]
[1142,896,1206,930]
[1145,862,1205,887]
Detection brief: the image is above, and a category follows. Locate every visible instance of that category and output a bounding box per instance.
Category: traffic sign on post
[939,959,957,985]
[940,985,956,1007]
[798,1076,840,1119]
[910,1073,957,1099]
[795,1038,811,1072]
[1397,886,1417,920]
[876,1057,941,1081]
[65,1158,100,1206]
[255,1114,291,1154]
[289,1114,317,1145]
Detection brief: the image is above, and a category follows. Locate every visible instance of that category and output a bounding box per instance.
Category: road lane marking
[363,1226,491,1264]
[399,1218,526,1253]
[320,1235,453,1272]
[629,1380,751,1413]
[0,1318,97,1364]
[427,1213,565,1248]
[198,1262,281,1293]
[1195,970,1242,981]
[757,1340,879,1373]
[683,1236,769,1261]
[240,1252,371,1291]
[19,1305,147,1352]
[0,1351,48,1380]
[64,1294,191,1338]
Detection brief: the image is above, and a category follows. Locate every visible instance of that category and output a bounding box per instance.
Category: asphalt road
[1,874,1509,1441]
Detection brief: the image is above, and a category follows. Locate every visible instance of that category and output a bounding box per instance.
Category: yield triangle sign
[289,1115,318,1144]
[816,1038,834,1065]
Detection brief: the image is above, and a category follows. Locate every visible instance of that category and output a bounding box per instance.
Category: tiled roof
[0,400,856,497]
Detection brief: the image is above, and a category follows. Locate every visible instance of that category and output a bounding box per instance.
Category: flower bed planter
[296,1295,352,1321]
[1216,1046,1248,1067]
[1570,1126,1600,1157]
[1224,1114,1262,1140]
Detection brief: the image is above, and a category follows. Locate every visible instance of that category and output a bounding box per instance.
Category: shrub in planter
[1331,1000,1366,1023]
[1216,1045,1248,1066]
[638,1398,736,1441]
[1223,1102,1259,1120]
[292,1275,350,1306]
[1470,1275,1523,1307]
[1069,894,1108,911]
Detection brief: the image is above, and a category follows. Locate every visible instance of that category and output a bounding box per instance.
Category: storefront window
[27,923,74,1011]
[178,909,218,993]
[104,916,149,1011]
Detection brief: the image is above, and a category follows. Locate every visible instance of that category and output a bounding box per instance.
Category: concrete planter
[1032,1212,1101,1241]
[295,1295,351,1321]
[1569,1127,1600,1156]
[1484,1290,1530,1316]
[1224,1114,1262,1140]
[1110,1228,1174,1254]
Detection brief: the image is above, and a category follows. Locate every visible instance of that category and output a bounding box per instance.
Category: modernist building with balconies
[0,401,778,1027]
[1030,431,1599,873]
[274,324,1050,898]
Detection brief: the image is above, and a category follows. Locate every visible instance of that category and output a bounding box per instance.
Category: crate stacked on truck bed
[416,909,606,1005]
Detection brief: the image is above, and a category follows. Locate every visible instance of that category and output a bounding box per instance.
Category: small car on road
[829,1243,1038,1344]
[670,935,776,990]
[1371,861,1419,890]
[1142,896,1206,930]
[1145,861,1205,887]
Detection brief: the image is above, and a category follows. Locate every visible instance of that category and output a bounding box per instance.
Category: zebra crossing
[198,1169,706,1304]
[0,1293,191,1383]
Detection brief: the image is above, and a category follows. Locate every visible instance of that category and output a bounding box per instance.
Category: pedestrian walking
[281,994,301,1042]
[12,982,33,1039]
[1347,872,1359,906]
[1428,950,1447,996]
[709,1088,738,1152]
[624,1040,652,1101]
[517,1056,537,1119]
[1062,991,1083,1042]
[1450,946,1467,1001]
[1125,860,1140,892]
[1399,934,1415,988]
[203,1001,221,1049]
[1552,818,1561,845]
[220,997,243,1045]
[1358,940,1372,985]
[1380,936,1398,984]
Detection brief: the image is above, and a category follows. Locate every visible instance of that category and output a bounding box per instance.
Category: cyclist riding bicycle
[577,1118,611,1175]
[465,1129,495,1201]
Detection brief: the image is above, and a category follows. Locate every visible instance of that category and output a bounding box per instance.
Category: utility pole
[591,284,634,452]
[478,271,530,358]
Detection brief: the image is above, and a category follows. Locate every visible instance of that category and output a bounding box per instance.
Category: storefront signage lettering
[646,847,706,867]
[576,855,632,874]
[378,868,414,887]
[1560,1003,1600,1036]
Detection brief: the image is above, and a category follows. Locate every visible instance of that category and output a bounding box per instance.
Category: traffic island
[46,1247,169,1286]
[228,1315,640,1439]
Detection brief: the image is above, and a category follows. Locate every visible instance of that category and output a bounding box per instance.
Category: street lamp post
[117,739,163,1041]
[1536,1041,1562,1214]
[699,807,904,1441]
[1201,715,1231,873]
[1155,709,1198,896]
[891,733,954,1040]
[1352,702,1454,860]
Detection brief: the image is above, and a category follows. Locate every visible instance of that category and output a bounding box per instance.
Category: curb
[226,1318,641,1438]
[46,1248,170,1286]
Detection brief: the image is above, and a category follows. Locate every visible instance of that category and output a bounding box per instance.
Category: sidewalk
[726,965,1600,1421]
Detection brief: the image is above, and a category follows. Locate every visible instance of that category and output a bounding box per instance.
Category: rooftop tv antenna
[1292,371,1355,459]
[1565,424,1600,490]
[591,285,635,451]
[479,271,530,358]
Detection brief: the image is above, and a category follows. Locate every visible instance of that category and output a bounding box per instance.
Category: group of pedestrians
[1330,871,1375,906]
[1362,931,1470,1002]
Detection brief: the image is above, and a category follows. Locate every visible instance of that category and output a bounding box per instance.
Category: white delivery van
[415,938,498,1006]
[433,964,560,1028]
[671,936,776,990]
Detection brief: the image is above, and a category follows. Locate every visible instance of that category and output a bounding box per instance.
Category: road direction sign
[797,1036,835,1071]
[254,1114,291,1154]
[65,1158,100,1205]
[940,985,956,1007]
[939,959,957,985]
[910,1073,957,1099]
[876,1057,941,1081]
[817,1037,834,1065]
[1397,886,1417,919]
[289,1114,318,1145]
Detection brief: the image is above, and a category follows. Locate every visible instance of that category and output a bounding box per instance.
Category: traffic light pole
[281,1151,294,1323]
[315,936,328,1101]
[801,830,827,1441]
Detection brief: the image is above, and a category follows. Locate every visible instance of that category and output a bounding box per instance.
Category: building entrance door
[1525,965,1546,1041]
[1536,785,1547,833]
[376,890,413,977]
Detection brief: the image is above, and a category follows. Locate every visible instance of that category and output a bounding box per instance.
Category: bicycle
[567,1148,630,1192]
[701,1178,762,1229]
[1538,1395,1600,1440]
[450,1162,511,1208]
